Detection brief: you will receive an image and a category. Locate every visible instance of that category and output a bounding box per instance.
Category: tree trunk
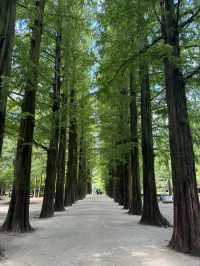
[106,164,114,198]
[112,167,118,201]
[33,176,37,198]
[38,173,43,197]
[168,179,172,196]
[55,95,67,212]
[40,31,61,218]
[115,88,130,208]
[87,180,92,195]
[165,159,173,196]
[140,62,170,227]
[0,0,17,156]
[86,164,92,194]
[114,164,124,205]
[129,72,142,215]
[2,0,46,232]
[160,0,200,255]
[64,88,78,206]
[77,130,87,200]
[123,163,129,209]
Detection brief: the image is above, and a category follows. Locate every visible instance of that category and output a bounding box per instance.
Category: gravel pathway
[0,195,199,266]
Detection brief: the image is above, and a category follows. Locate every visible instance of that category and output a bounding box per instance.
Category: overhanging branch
[185,65,200,81]
[108,36,162,85]
[107,6,200,85]
[33,139,48,152]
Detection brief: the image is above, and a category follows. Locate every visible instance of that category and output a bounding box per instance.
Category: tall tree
[160,0,200,254]
[129,72,142,215]
[0,0,17,156]
[77,129,87,200]
[2,0,46,232]
[64,87,78,206]
[119,87,130,209]
[122,162,129,209]
[113,165,124,205]
[55,94,68,211]
[140,62,170,227]
[40,29,61,218]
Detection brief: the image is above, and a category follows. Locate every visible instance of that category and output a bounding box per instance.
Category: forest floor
[0,195,199,266]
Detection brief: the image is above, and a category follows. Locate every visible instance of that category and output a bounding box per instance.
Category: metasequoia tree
[0,0,17,156]
[2,0,46,232]
[55,94,68,211]
[40,28,61,218]
[76,90,94,200]
[129,72,142,215]
[160,0,200,254]
[64,87,78,206]
[140,60,170,227]
[119,88,130,209]
[77,113,88,200]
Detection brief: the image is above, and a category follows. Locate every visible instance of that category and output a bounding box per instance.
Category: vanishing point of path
[0,195,199,266]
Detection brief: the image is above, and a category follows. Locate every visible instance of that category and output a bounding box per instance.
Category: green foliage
[1,0,200,194]
[95,0,200,191]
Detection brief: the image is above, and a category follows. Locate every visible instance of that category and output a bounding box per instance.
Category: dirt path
[0,195,199,266]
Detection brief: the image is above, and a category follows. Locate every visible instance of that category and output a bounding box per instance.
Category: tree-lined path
[1,0,200,264]
[0,195,199,266]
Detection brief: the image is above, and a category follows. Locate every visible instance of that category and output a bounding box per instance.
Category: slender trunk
[114,165,124,205]
[2,0,46,232]
[77,131,87,200]
[33,176,37,198]
[0,0,17,156]
[106,164,114,198]
[55,95,67,211]
[129,72,142,215]
[64,88,78,206]
[87,181,92,195]
[116,88,130,207]
[165,159,173,196]
[123,163,129,209]
[168,179,172,196]
[38,173,43,197]
[86,164,92,194]
[160,0,200,255]
[140,63,170,227]
[40,30,61,218]
[112,167,117,201]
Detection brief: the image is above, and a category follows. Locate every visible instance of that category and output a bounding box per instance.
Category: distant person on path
[96,188,102,195]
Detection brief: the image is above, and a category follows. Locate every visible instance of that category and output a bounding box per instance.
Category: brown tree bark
[140,63,170,227]
[116,88,130,208]
[112,167,118,201]
[0,0,17,156]
[106,164,114,198]
[160,0,200,255]
[86,164,92,194]
[165,159,173,196]
[77,130,87,200]
[129,72,142,215]
[64,88,78,206]
[113,164,124,205]
[55,94,68,212]
[2,0,46,232]
[40,30,61,218]
[123,163,129,209]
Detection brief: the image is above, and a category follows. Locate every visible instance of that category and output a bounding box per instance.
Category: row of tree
[97,0,200,256]
[1,0,200,258]
[0,0,94,232]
